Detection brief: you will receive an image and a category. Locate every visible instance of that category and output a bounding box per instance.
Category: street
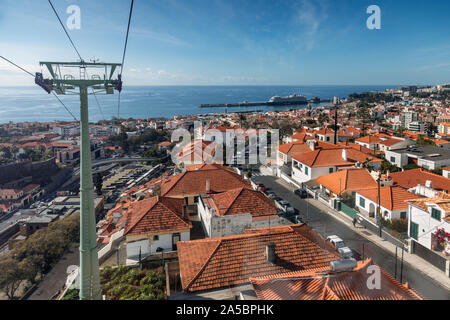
[256,175,450,300]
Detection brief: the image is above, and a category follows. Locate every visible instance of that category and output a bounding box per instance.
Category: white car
[326,235,353,259]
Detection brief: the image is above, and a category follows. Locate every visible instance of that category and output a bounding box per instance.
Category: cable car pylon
[36,61,122,300]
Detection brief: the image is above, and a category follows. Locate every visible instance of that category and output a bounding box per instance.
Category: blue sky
[0,0,449,86]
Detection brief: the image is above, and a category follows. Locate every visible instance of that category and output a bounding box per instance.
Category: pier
[199,98,331,109]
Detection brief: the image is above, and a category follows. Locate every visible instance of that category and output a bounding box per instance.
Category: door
[172,233,181,251]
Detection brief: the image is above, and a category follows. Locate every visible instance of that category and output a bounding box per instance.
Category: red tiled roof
[389,169,450,193]
[161,165,252,197]
[356,186,417,211]
[291,132,307,142]
[407,193,450,222]
[176,140,218,163]
[355,135,383,144]
[278,141,312,155]
[292,147,382,168]
[315,168,377,195]
[338,141,373,154]
[250,259,424,300]
[124,196,191,236]
[204,187,278,217]
[177,224,341,293]
[379,138,403,147]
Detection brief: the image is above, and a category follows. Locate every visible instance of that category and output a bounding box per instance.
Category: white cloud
[131,27,190,46]
[124,66,266,85]
[295,0,328,50]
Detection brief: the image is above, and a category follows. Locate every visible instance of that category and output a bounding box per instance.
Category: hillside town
[0,84,449,301]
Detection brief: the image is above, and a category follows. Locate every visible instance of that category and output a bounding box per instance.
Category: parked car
[263,187,272,194]
[266,191,277,199]
[326,235,353,259]
[293,215,304,224]
[277,200,296,215]
[294,189,308,198]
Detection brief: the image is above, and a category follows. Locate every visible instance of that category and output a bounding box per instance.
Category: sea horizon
[0,84,404,124]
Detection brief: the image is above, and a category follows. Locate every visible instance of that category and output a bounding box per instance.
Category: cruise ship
[268,94,307,105]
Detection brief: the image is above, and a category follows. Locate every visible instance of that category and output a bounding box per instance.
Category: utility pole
[377,171,382,237]
[37,61,122,300]
[400,246,404,284]
[394,246,398,279]
[333,96,339,145]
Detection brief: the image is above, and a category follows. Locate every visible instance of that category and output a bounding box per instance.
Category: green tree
[1,146,12,159]
[0,258,28,300]
[416,135,436,146]
[120,126,129,153]
[380,161,400,174]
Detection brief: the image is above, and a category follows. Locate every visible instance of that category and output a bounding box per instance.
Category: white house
[355,186,416,221]
[197,187,288,237]
[291,144,382,184]
[378,138,415,153]
[407,193,450,256]
[443,167,450,179]
[122,196,192,261]
[355,135,383,151]
[385,145,450,170]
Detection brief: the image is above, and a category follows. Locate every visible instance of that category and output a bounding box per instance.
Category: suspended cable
[0,56,35,78]
[47,0,83,62]
[0,55,78,121]
[117,0,135,120]
[92,88,106,121]
[52,92,79,121]
[47,1,108,123]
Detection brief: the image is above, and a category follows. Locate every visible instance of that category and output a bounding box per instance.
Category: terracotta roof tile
[177,224,341,293]
[356,186,417,211]
[355,135,383,144]
[124,196,191,235]
[161,165,252,197]
[205,187,278,217]
[389,169,450,193]
[250,259,424,300]
[315,169,378,195]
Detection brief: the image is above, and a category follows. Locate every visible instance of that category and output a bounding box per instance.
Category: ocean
[0,85,397,124]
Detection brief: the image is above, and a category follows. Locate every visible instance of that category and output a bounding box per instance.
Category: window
[410,222,419,240]
[153,235,159,241]
[390,156,395,162]
[359,197,365,208]
[305,166,309,175]
[431,208,441,221]
[326,137,330,142]
[400,212,407,219]
[329,168,334,174]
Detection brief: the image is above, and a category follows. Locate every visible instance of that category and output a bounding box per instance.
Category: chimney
[206,179,211,193]
[342,149,347,161]
[306,139,316,151]
[266,243,276,263]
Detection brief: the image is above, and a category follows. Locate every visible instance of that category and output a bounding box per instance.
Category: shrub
[62,289,79,300]
[391,219,408,233]
[100,267,166,300]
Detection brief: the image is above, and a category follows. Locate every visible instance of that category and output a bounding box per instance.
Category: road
[27,244,79,300]
[256,175,450,300]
